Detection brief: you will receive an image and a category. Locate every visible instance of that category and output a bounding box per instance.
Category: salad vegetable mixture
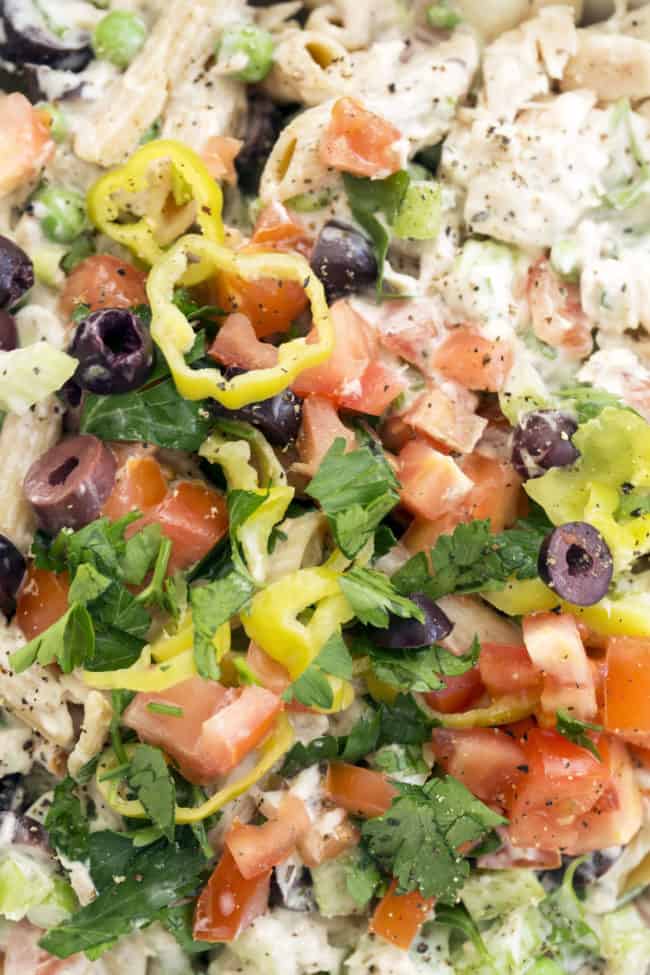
[3,0,650,973]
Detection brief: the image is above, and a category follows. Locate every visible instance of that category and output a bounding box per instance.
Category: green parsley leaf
[306,438,400,558]
[81,377,213,452]
[341,708,382,763]
[127,745,176,841]
[378,693,434,745]
[40,841,206,959]
[342,171,410,292]
[280,735,341,778]
[434,904,490,960]
[45,777,90,861]
[368,639,479,693]
[87,831,135,892]
[372,743,428,777]
[340,566,424,628]
[361,776,506,903]
[121,524,164,586]
[10,602,94,674]
[394,518,546,601]
[162,903,217,955]
[68,564,112,605]
[134,537,172,608]
[190,571,255,679]
[556,709,603,761]
[283,632,354,710]
[344,852,384,908]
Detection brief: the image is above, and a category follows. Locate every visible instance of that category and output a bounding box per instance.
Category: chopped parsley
[283,631,354,710]
[556,709,603,761]
[127,745,177,841]
[306,438,400,558]
[361,776,506,903]
[340,566,423,628]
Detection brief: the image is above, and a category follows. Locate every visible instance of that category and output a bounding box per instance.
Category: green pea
[217,24,274,83]
[92,11,146,69]
[37,103,68,143]
[32,186,88,245]
[427,3,462,29]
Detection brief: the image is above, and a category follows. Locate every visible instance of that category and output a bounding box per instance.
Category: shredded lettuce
[0,344,76,414]
[0,850,76,927]
[460,870,545,923]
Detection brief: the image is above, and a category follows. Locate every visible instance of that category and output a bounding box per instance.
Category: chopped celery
[392,181,441,240]
[460,870,545,922]
[0,344,77,414]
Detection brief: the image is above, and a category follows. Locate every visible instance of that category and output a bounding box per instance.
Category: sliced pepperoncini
[241,567,354,679]
[96,713,294,823]
[146,234,334,409]
[87,140,224,278]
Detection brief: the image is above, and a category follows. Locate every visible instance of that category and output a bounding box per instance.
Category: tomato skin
[370,881,435,950]
[605,637,650,744]
[201,135,242,184]
[193,848,271,943]
[0,93,53,197]
[295,395,356,477]
[201,685,282,776]
[246,641,291,695]
[326,763,397,818]
[336,360,406,416]
[479,643,542,700]
[320,97,402,178]
[298,818,360,868]
[208,313,278,371]
[400,386,486,456]
[522,613,597,721]
[506,727,611,851]
[16,567,70,640]
[210,205,311,339]
[102,455,168,521]
[432,330,514,393]
[292,299,373,400]
[423,667,484,714]
[398,439,472,522]
[59,255,147,320]
[528,259,592,360]
[145,481,228,573]
[431,728,526,804]
[225,795,310,879]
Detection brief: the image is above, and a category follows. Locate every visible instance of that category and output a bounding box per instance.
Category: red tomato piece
[523,613,597,721]
[431,329,514,393]
[370,881,435,950]
[397,439,472,522]
[320,97,402,178]
[59,255,148,320]
[123,677,230,784]
[431,728,526,804]
[201,135,242,184]
[400,386,487,455]
[124,679,282,784]
[336,360,406,416]
[423,667,484,714]
[201,685,282,775]
[193,848,271,943]
[246,641,291,695]
[225,795,311,879]
[605,637,650,744]
[506,727,612,851]
[251,201,312,258]
[295,395,356,478]
[292,299,374,400]
[16,567,70,640]
[298,818,360,868]
[102,455,168,521]
[208,313,278,371]
[479,643,542,700]
[528,259,593,361]
[325,763,397,818]
[142,481,228,573]
[458,454,523,533]
[0,94,53,197]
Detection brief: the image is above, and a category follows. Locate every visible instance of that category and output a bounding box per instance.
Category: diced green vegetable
[392,181,441,240]
[0,344,76,414]
[0,850,76,926]
[427,3,462,29]
[217,24,274,83]
[92,11,146,68]
[460,869,545,922]
[312,854,367,917]
[32,186,87,245]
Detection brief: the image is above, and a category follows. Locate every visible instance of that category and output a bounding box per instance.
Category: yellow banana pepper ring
[87,140,224,275]
[96,713,294,823]
[146,234,334,410]
[415,690,540,729]
[241,567,353,679]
